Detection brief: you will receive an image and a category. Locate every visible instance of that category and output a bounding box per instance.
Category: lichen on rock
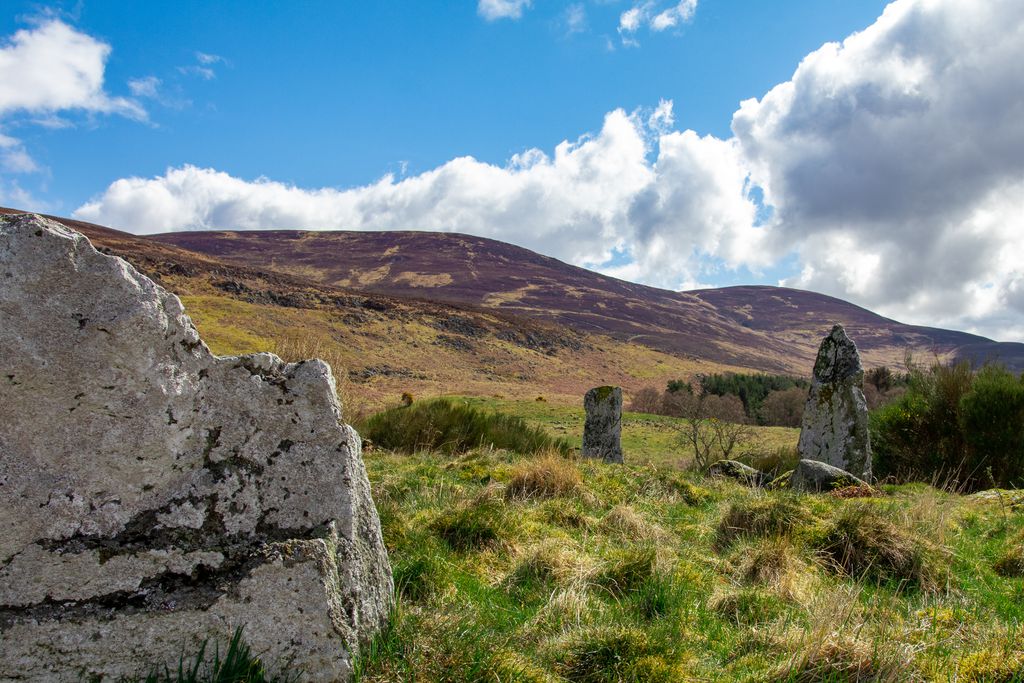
[797,324,872,480]
[582,386,623,464]
[0,214,393,682]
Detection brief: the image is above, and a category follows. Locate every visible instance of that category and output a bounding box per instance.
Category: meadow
[339,398,1024,682]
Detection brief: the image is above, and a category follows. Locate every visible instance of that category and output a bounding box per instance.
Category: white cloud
[128,76,161,99]
[732,0,1024,338]
[0,133,39,173]
[72,0,1024,341]
[195,52,224,65]
[0,19,143,119]
[478,0,532,21]
[0,18,144,190]
[565,4,587,35]
[619,0,697,44]
[651,0,697,31]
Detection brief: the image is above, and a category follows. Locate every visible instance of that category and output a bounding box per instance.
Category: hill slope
[148,228,1024,372]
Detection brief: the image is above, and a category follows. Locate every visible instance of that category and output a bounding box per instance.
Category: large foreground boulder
[582,386,623,463]
[0,214,393,681]
[797,324,872,480]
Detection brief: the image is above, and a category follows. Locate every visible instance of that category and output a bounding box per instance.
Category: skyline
[1,0,1022,342]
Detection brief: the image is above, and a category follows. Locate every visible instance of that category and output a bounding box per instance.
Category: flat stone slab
[790,459,868,493]
[0,214,393,681]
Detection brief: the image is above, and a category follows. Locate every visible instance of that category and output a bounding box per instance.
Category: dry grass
[506,453,583,500]
[598,504,666,542]
[814,502,950,592]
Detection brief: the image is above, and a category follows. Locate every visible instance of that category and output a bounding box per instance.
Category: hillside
[147,228,1024,373]
[0,209,747,411]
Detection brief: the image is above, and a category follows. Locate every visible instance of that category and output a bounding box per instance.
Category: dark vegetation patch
[359,398,572,455]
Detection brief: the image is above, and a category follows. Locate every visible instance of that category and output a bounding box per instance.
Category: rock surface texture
[582,386,623,463]
[797,324,872,480]
[707,460,764,487]
[0,214,393,682]
[790,459,869,493]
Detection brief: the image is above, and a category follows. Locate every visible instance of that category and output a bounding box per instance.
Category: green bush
[359,398,572,455]
[959,365,1024,487]
[872,361,1024,490]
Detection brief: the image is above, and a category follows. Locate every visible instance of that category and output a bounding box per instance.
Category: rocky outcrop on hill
[582,386,623,463]
[0,214,392,681]
[798,325,872,480]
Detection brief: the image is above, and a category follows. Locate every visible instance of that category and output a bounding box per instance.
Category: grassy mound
[359,398,573,455]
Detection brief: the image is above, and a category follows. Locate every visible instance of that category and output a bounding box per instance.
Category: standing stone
[0,214,393,682]
[583,386,623,463]
[797,324,872,480]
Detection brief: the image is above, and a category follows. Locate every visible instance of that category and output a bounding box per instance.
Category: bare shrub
[628,386,662,414]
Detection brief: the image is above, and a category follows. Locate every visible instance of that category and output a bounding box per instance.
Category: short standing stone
[582,386,623,463]
[0,214,392,682]
[797,324,872,480]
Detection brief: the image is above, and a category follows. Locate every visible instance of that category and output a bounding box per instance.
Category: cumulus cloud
[75,102,765,293]
[0,18,144,184]
[73,0,1024,340]
[478,0,532,21]
[732,0,1024,337]
[0,19,143,119]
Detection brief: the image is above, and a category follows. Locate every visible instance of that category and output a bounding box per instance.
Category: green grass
[451,395,799,468]
[138,628,298,683]
[358,444,1024,682]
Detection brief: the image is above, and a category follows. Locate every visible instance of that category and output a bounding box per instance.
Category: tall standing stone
[583,386,623,463]
[0,214,393,682]
[797,324,872,480]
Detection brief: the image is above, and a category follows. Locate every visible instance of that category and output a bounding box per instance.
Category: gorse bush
[871,361,1024,490]
[359,398,572,455]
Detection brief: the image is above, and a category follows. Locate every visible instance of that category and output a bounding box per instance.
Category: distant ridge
[3,207,1021,373]
[145,227,1024,373]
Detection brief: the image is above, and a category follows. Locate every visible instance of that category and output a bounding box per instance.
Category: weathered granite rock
[797,324,872,480]
[790,459,868,493]
[582,386,623,463]
[0,214,393,682]
[707,459,764,486]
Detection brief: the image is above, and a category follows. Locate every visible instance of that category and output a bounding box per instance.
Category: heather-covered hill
[147,228,1024,373]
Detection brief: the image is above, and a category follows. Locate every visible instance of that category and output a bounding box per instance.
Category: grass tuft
[594,546,658,598]
[813,502,948,592]
[993,544,1024,578]
[429,492,514,552]
[716,496,812,547]
[141,627,293,683]
[506,453,582,500]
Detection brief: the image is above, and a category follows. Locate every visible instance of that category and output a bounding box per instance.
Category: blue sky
[1,1,886,202]
[2,1,1023,341]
